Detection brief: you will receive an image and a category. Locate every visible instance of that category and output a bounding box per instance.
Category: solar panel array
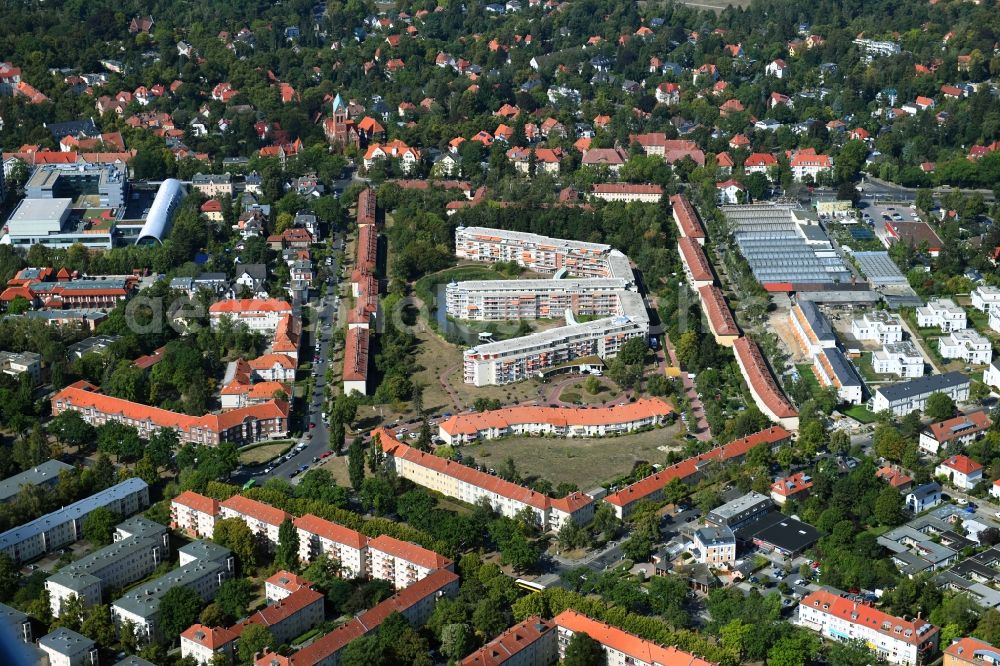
[722,205,856,285]
[853,251,908,286]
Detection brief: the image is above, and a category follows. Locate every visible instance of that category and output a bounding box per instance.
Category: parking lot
[858,201,921,243]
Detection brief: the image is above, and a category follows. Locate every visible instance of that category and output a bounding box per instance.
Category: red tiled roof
[938,454,983,475]
[770,471,813,497]
[181,624,238,650]
[238,586,322,633]
[293,514,367,550]
[801,590,938,647]
[221,494,292,526]
[172,490,220,516]
[604,427,791,508]
[263,569,458,665]
[745,152,778,168]
[441,400,671,437]
[925,412,991,444]
[945,636,998,659]
[877,466,913,489]
[733,337,798,419]
[376,429,560,512]
[265,570,310,594]
[343,327,370,382]
[460,617,555,666]
[209,298,292,315]
[669,194,705,239]
[368,534,452,570]
[679,238,714,283]
[698,285,739,337]
[554,610,717,665]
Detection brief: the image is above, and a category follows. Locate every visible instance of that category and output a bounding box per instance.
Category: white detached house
[935,454,983,491]
[766,58,787,79]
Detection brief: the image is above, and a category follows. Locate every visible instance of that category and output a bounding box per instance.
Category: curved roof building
[135,179,183,245]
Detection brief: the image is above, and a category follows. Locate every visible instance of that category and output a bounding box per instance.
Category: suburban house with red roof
[934,454,983,491]
[918,411,991,455]
[770,472,813,505]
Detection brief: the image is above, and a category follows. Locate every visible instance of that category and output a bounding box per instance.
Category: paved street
[232,233,343,485]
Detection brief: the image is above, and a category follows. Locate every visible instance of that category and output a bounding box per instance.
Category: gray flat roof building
[0,460,73,503]
[67,334,119,359]
[852,251,908,286]
[0,478,149,562]
[0,601,32,643]
[38,628,97,666]
[706,491,774,529]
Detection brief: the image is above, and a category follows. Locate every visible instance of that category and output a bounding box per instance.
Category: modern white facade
[453,227,649,386]
[916,298,966,332]
[812,347,865,405]
[852,311,904,344]
[971,285,1000,313]
[939,329,992,365]
[870,372,970,417]
[872,341,924,378]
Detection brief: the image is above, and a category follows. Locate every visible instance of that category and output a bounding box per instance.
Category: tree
[238,624,275,665]
[214,517,258,569]
[562,632,605,666]
[348,438,365,491]
[340,634,386,666]
[159,586,203,646]
[82,507,119,545]
[499,532,537,572]
[276,518,300,571]
[198,603,229,627]
[49,410,96,452]
[926,393,956,421]
[0,554,19,601]
[80,604,116,646]
[874,486,905,526]
[215,579,252,623]
[827,638,886,665]
[915,189,934,213]
[557,521,586,551]
[440,623,473,661]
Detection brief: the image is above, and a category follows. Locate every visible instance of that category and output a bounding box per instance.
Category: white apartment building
[554,610,714,666]
[452,228,648,386]
[463,309,648,386]
[692,526,736,567]
[367,534,453,590]
[985,357,1000,390]
[112,540,234,641]
[0,350,42,384]
[797,590,938,665]
[872,341,924,378]
[38,628,98,666]
[852,311,904,344]
[171,490,220,538]
[789,299,836,355]
[989,309,1000,336]
[191,173,234,197]
[870,372,970,417]
[971,285,1000,313]
[218,495,291,549]
[45,516,169,616]
[446,278,628,321]
[812,347,865,405]
[939,329,993,365]
[294,513,369,579]
[916,298,966,331]
[454,226,616,278]
[207,298,293,334]
[0,478,149,563]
